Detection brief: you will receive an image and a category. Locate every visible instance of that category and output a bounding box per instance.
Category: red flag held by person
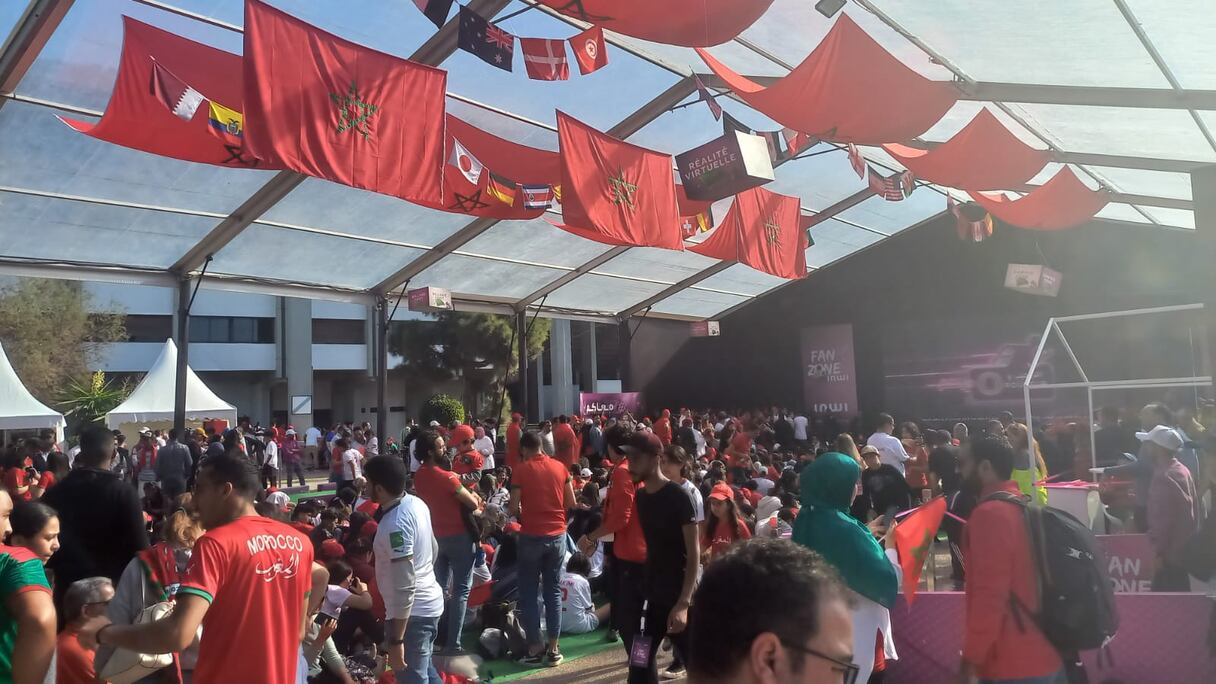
[690,186,806,279]
[568,26,608,75]
[242,0,447,206]
[893,496,947,604]
[553,111,683,250]
[520,37,569,81]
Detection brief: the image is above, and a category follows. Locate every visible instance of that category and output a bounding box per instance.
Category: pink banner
[800,324,859,417]
[579,392,641,417]
[1097,533,1155,592]
[888,592,1215,682]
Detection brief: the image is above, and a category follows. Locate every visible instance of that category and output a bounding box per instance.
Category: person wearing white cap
[1139,424,1199,591]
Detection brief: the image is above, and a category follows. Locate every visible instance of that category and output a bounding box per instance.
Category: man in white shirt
[261,430,280,488]
[473,426,496,472]
[363,455,446,684]
[304,425,322,470]
[866,413,910,476]
[792,414,809,444]
[335,437,362,488]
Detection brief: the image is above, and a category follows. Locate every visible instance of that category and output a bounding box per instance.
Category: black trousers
[616,563,688,684]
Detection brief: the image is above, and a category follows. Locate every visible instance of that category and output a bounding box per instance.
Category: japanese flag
[448,137,484,185]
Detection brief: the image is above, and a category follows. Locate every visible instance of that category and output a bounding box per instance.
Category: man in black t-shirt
[925,430,974,586]
[620,431,699,683]
[852,445,912,521]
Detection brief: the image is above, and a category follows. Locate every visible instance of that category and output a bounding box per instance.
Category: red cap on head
[320,539,346,560]
[708,482,734,501]
[452,424,476,445]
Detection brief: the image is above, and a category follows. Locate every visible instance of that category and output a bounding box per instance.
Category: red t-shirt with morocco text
[510,456,572,537]
[414,464,467,538]
[178,516,314,684]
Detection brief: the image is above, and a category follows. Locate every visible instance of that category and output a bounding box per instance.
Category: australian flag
[458,6,514,72]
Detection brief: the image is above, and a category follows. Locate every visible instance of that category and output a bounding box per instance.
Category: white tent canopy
[0,341,66,433]
[106,339,237,429]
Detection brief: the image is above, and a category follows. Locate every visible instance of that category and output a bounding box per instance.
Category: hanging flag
[519,37,569,81]
[866,165,906,201]
[206,100,244,145]
[900,170,916,197]
[150,61,206,121]
[949,195,994,242]
[893,497,947,604]
[412,0,455,29]
[847,143,865,179]
[693,74,722,120]
[448,137,484,185]
[782,127,811,156]
[554,111,683,250]
[521,184,554,210]
[242,0,447,205]
[569,26,608,75]
[552,184,562,203]
[458,6,514,72]
[722,112,797,165]
[689,186,806,279]
[486,172,517,206]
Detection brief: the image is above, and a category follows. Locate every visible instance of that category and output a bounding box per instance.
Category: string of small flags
[414,1,610,80]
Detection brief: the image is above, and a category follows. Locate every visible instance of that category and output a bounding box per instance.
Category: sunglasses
[780,640,859,684]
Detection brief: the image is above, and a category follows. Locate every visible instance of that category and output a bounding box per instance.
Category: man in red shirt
[551,416,579,468]
[413,429,482,655]
[577,424,646,643]
[956,435,1062,684]
[653,409,673,447]
[57,577,113,684]
[79,453,319,684]
[509,431,576,667]
[506,414,523,469]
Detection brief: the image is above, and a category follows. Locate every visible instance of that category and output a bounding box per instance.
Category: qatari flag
[150,61,206,121]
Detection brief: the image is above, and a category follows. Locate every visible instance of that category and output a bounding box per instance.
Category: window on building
[123,315,173,343]
[312,319,366,344]
[189,316,275,343]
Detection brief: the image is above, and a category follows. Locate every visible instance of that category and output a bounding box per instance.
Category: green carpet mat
[474,626,619,682]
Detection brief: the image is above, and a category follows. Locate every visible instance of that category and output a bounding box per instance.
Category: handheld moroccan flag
[553,111,683,250]
[242,0,447,206]
[893,496,947,604]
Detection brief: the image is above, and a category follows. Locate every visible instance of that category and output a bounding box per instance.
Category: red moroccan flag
[242,0,446,205]
[568,26,608,75]
[690,186,806,279]
[554,111,682,250]
[893,496,947,604]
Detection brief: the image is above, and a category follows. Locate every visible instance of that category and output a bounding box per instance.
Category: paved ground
[510,643,681,683]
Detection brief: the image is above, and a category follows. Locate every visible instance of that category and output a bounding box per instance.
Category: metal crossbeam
[167,0,512,276]
[372,76,698,296]
[0,0,73,112]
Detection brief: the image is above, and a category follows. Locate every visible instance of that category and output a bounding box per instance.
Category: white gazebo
[106,339,237,431]
[0,341,66,442]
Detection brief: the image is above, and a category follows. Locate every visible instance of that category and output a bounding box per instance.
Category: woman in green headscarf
[792,451,901,683]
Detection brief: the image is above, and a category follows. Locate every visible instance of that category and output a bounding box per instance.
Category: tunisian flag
[242,0,447,206]
[690,187,806,279]
[892,496,947,604]
[553,111,683,250]
[59,17,277,169]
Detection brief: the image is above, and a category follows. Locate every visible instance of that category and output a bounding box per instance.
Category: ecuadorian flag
[207,100,244,144]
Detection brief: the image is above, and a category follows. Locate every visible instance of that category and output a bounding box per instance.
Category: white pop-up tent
[0,341,66,439]
[106,339,237,429]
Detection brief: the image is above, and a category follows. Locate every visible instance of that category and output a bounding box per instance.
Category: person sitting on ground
[57,577,115,684]
[686,539,855,684]
[558,553,610,635]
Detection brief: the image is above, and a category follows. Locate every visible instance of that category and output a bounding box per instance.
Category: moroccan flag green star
[330,80,379,141]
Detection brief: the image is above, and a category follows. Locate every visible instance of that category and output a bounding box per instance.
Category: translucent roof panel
[871,0,1165,88]
[834,191,945,235]
[543,274,668,314]
[209,224,428,290]
[593,248,717,286]
[766,144,870,212]
[693,263,787,297]
[1139,207,1195,230]
[1125,0,1216,89]
[650,288,749,319]
[1009,104,1216,162]
[1095,203,1154,224]
[806,219,885,269]
[443,6,681,131]
[918,101,1047,148]
[457,217,613,270]
[0,101,274,214]
[621,34,788,79]
[1086,167,1193,201]
[0,189,216,269]
[411,255,567,301]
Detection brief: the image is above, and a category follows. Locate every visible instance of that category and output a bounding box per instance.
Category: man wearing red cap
[450,425,483,477]
[653,409,673,447]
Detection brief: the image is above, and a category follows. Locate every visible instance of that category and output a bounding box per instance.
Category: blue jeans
[517,533,565,649]
[433,533,476,649]
[980,670,1066,684]
[397,615,442,684]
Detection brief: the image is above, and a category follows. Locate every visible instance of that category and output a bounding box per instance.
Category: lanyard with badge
[629,599,652,667]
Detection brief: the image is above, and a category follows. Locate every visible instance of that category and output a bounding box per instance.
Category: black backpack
[987,491,1119,653]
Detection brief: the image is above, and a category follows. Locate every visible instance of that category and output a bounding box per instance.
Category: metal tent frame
[1022,303,1210,476]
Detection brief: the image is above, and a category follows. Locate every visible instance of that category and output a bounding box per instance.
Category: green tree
[0,278,126,405]
[60,371,134,428]
[389,312,550,417]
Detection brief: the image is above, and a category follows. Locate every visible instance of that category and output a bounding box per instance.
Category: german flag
[486,172,517,206]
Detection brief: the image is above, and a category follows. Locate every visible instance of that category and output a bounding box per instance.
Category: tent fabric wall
[106,339,238,428]
[0,341,66,433]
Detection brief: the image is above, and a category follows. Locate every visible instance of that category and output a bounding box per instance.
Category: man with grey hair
[59,577,114,683]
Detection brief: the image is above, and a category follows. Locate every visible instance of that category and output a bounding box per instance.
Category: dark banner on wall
[800,324,859,418]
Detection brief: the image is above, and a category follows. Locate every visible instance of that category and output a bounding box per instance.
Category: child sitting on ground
[558,553,610,635]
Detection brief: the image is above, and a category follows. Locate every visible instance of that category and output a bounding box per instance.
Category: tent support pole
[517,310,532,424]
[1191,165,1216,403]
[173,275,191,442]
[374,295,388,453]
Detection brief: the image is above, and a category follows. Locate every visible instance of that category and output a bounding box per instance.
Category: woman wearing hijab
[792,451,901,684]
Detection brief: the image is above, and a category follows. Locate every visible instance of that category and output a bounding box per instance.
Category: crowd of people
[0,397,1211,684]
